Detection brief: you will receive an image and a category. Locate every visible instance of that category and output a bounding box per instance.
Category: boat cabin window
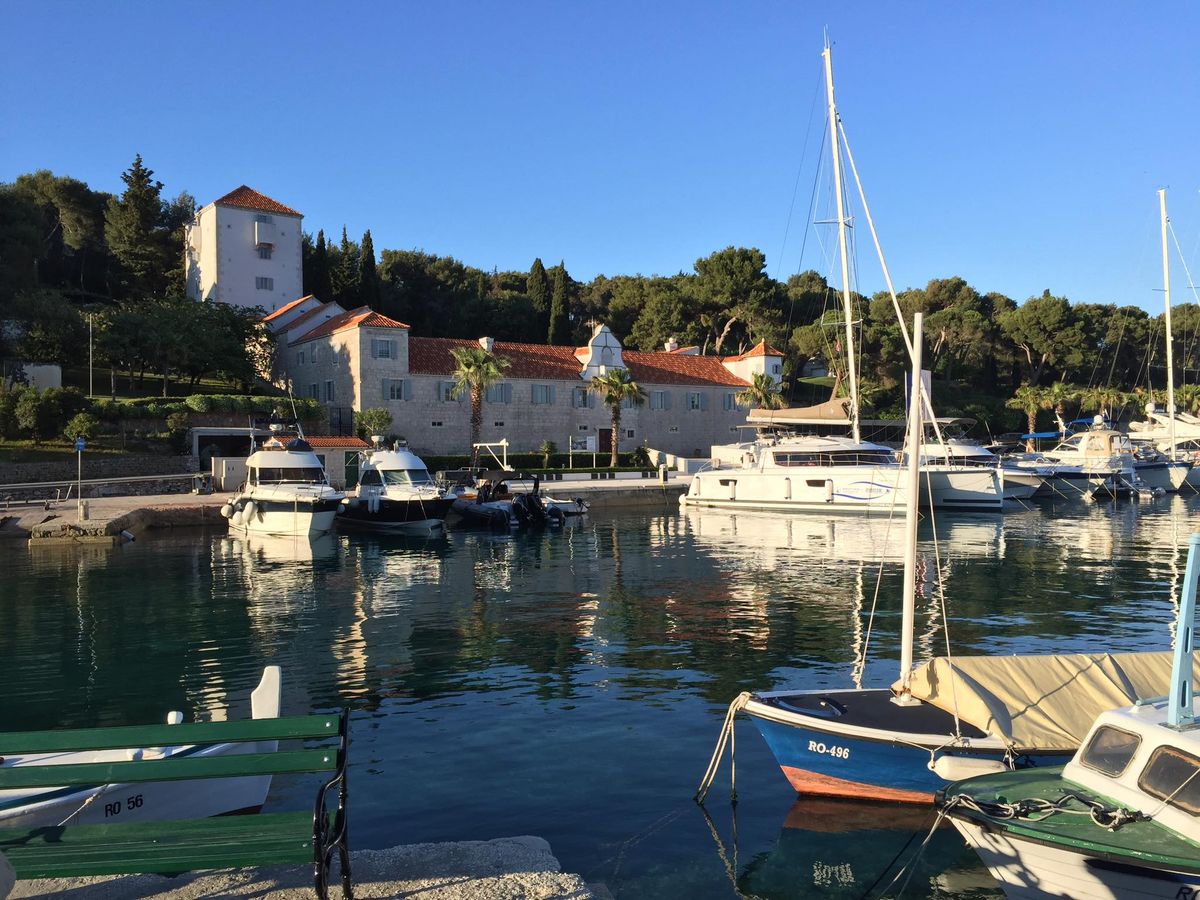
[1079,725,1141,777]
[1053,436,1084,452]
[383,469,434,486]
[253,467,326,484]
[359,470,383,486]
[1138,745,1200,816]
[772,450,894,467]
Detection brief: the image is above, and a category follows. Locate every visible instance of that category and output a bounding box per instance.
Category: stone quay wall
[0,455,199,486]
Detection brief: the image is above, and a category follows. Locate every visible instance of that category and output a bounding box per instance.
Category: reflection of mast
[850,562,866,689]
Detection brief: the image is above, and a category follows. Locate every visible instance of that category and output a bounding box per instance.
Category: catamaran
[681,43,1000,516]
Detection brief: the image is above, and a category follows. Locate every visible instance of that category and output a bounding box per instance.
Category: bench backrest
[0,711,348,791]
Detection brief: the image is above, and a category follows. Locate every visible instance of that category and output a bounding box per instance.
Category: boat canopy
[747,398,851,425]
[895,651,1199,751]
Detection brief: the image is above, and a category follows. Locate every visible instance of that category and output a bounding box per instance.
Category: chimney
[479,336,494,352]
[664,337,679,352]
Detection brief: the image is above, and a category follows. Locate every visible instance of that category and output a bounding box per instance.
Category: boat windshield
[383,469,434,486]
[254,467,327,484]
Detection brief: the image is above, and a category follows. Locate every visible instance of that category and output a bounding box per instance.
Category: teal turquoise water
[2,497,1196,897]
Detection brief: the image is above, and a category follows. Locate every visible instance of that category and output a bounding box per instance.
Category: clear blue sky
[4,2,1199,313]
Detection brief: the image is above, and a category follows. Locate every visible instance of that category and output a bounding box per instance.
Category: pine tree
[331,226,360,307]
[359,229,379,307]
[548,260,570,345]
[104,154,172,299]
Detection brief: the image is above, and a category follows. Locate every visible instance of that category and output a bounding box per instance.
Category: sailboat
[696,63,1192,807]
[1127,189,1194,491]
[709,314,1197,804]
[681,42,1000,515]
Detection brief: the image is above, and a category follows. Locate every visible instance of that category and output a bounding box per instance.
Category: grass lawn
[0,436,169,464]
[61,366,243,400]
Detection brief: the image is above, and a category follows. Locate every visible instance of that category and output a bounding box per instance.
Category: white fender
[220,504,233,518]
[931,755,1009,781]
[244,500,258,521]
[232,510,245,527]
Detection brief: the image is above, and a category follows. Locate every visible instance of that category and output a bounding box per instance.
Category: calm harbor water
[2,497,1197,897]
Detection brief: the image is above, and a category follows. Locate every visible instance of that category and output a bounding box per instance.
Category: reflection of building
[265,296,783,455]
[184,186,303,311]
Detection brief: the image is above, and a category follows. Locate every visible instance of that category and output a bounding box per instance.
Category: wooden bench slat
[0,748,337,789]
[0,811,319,880]
[0,714,341,755]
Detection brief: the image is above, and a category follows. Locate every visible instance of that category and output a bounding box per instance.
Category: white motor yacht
[1035,418,1142,499]
[338,440,454,534]
[221,425,344,537]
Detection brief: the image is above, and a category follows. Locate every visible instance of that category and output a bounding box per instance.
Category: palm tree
[1040,381,1079,434]
[1080,385,1127,420]
[450,345,511,456]
[1005,384,1048,452]
[588,368,646,468]
[736,372,785,410]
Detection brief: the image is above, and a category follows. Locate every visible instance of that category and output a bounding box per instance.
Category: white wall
[185,204,302,310]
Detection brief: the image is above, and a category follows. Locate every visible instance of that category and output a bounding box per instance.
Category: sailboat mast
[1160,188,1177,458]
[898,312,924,693]
[823,43,861,444]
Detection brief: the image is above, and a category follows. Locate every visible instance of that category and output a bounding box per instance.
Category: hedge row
[90,395,324,421]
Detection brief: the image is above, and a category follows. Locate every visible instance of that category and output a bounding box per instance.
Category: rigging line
[838,120,947,448]
[853,460,907,682]
[922,466,963,739]
[784,114,831,341]
[774,61,826,285]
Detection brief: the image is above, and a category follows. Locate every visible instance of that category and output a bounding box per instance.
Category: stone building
[184,186,303,311]
[264,297,783,458]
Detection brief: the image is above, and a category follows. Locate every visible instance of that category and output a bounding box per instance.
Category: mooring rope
[944,790,1147,831]
[695,692,751,803]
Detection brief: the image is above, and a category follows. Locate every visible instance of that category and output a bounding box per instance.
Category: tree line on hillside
[3,156,1196,433]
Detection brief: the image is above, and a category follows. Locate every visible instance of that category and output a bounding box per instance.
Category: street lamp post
[75,436,85,518]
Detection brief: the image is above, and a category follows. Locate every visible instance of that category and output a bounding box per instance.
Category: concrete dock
[7,835,606,899]
[0,476,690,542]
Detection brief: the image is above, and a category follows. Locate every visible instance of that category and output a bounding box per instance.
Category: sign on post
[75,437,86,452]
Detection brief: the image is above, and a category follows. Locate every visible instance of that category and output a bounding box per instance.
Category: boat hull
[337,497,455,534]
[948,817,1200,899]
[0,742,274,828]
[228,499,340,537]
[745,690,1067,804]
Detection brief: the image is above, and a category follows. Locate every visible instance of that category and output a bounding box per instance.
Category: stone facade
[269,300,785,458]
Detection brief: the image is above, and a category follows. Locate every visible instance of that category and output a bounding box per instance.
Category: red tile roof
[409,338,585,380]
[213,185,302,217]
[723,340,783,361]
[668,345,700,355]
[264,295,315,322]
[289,307,409,345]
[304,436,370,449]
[624,351,748,387]
[408,337,749,387]
[280,302,342,337]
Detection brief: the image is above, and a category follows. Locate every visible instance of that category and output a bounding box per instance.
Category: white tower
[184,186,303,311]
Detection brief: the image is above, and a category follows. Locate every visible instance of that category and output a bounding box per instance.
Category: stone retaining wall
[0,455,199,486]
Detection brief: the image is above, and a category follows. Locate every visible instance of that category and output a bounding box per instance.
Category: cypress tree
[359,229,379,307]
[527,257,550,343]
[528,258,549,314]
[104,154,171,299]
[548,260,570,345]
[331,226,360,307]
[310,229,332,299]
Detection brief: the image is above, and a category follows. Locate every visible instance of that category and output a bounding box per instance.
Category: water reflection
[733,799,997,899]
[4,499,1200,898]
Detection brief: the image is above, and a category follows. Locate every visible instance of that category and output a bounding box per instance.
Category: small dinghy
[449,472,565,529]
[0,666,282,828]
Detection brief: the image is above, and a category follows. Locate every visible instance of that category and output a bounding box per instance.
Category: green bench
[0,709,351,899]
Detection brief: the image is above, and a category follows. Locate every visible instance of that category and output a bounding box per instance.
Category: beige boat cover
[894,651,1198,751]
[747,398,851,425]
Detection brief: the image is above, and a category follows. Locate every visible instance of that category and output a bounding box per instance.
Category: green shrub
[64,412,101,440]
[166,411,190,433]
[185,395,212,413]
[356,407,393,439]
